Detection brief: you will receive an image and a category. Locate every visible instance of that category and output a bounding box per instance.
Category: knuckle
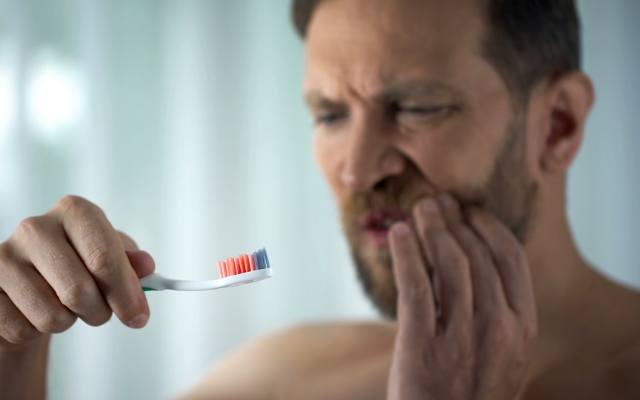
[13,216,58,247]
[59,281,95,311]
[486,317,513,346]
[57,195,89,213]
[37,309,76,333]
[15,216,45,239]
[444,251,469,270]
[86,247,116,277]
[6,323,39,344]
[57,195,105,220]
[505,247,526,266]
[400,280,431,304]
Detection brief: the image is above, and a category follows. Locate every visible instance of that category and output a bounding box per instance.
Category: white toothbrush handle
[140,273,170,291]
[140,269,272,291]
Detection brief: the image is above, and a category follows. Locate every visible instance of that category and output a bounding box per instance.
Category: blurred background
[0,0,638,398]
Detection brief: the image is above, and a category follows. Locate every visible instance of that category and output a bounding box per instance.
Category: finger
[126,250,156,278]
[11,216,112,326]
[0,257,77,334]
[389,222,436,338]
[118,231,139,251]
[52,196,149,328]
[468,208,535,321]
[437,194,508,315]
[413,197,472,333]
[0,291,39,345]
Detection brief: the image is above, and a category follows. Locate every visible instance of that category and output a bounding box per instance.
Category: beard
[340,114,538,318]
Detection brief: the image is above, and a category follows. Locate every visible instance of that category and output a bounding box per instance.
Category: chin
[350,239,399,319]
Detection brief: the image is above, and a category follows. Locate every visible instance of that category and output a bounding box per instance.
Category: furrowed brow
[377,79,462,102]
[304,91,343,109]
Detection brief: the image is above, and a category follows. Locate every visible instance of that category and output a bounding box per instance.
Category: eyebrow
[304,79,462,108]
[304,91,342,109]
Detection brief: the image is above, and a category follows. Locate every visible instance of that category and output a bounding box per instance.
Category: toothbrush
[140,248,272,291]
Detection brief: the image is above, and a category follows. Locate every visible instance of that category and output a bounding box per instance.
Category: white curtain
[0,1,638,399]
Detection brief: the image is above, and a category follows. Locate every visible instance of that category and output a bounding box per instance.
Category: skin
[187,0,640,398]
[2,0,640,399]
[0,196,156,399]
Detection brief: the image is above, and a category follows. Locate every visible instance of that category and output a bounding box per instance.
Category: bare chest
[277,352,391,400]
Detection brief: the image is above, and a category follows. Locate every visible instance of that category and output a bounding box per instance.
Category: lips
[360,208,410,247]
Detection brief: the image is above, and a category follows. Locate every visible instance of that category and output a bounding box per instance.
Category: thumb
[125,250,156,278]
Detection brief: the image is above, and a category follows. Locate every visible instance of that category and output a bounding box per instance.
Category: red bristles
[243,254,251,272]
[233,257,240,274]
[230,257,237,275]
[240,257,247,273]
[242,255,249,272]
[236,257,242,274]
[219,251,262,278]
[225,258,232,276]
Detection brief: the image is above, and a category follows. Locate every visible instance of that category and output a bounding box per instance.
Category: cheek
[523,99,547,182]
[313,133,344,196]
[401,115,506,191]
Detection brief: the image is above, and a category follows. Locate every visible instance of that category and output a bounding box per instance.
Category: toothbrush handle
[140,273,166,291]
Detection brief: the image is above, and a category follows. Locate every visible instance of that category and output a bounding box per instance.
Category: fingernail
[127,314,148,329]
[422,198,438,213]
[392,223,410,236]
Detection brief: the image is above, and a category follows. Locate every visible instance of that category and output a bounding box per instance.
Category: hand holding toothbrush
[0,195,156,353]
[0,195,271,352]
[0,195,270,400]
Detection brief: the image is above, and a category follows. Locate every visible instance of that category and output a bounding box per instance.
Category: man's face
[303,0,537,317]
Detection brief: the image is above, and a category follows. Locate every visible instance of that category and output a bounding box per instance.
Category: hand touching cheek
[387,193,537,400]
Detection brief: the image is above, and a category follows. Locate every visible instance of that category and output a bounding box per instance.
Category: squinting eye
[398,105,452,116]
[314,111,346,126]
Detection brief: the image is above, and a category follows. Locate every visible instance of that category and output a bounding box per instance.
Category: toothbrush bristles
[218,248,270,278]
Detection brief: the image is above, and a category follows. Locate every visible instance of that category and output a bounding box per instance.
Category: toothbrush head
[217,248,271,278]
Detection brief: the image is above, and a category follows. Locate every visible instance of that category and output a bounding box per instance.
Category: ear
[538,72,595,175]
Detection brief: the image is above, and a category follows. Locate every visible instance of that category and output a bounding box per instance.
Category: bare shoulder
[601,338,640,396]
[574,277,640,398]
[598,288,640,396]
[585,316,640,399]
[180,321,395,400]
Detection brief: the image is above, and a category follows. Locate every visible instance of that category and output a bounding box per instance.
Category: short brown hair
[291,0,581,102]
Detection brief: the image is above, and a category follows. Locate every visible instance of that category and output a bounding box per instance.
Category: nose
[339,115,405,191]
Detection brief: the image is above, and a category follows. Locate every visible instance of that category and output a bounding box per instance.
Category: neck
[524,185,639,373]
[525,206,589,334]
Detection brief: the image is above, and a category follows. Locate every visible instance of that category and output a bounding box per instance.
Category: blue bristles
[253,248,270,270]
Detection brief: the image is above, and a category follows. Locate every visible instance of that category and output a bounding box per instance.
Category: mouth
[359,208,410,248]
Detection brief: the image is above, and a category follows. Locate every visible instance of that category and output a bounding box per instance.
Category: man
[1,0,639,399]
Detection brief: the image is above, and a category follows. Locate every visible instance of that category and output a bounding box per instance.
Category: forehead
[304,0,489,97]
